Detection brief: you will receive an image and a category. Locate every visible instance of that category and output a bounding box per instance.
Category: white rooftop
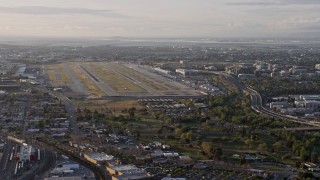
[84,152,113,161]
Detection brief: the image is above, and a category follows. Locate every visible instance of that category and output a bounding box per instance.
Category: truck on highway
[37,149,41,161]
[14,162,18,175]
[10,153,13,161]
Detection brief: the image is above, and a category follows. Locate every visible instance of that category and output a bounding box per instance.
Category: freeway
[221,73,320,127]
[18,148,57,180]
[0,140,19,180]
[0,135,58,180]
[245,86,320,127]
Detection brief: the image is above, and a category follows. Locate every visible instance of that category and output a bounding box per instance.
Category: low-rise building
[106,165,151,180]
[153,68,173,75]
[44,177,82,180]
[270,101,289,110]
[81,152,113,165]
[20,144,33,161]
[176,69,199,76]
[304,100,320,112]
[238,74,256,80]
[300,95,320,101]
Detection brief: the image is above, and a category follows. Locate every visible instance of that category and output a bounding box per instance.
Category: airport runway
[122,63,200,95]
[63,63,87,93]
[78,64,119,96]
[102,63,161,96]
[53,62,201,97]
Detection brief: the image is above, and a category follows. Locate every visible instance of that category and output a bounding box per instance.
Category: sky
[0,0,320,39]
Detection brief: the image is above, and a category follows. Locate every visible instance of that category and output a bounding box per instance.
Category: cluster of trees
[122,107,137,118]
[77,107,138,122]
[247,77,320,97]
[211,75,239,93]
[36,119,50,129]
[201,142,222,159]
[205,93,251,122]
[7,126,22,133]
[273,130,319,162]
[205,93,300,130]
[175,125,197,143]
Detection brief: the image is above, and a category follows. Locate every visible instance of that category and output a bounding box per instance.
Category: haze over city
[0,0,320,38]
[1,1,320,180]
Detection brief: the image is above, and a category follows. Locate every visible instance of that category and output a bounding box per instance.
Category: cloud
[267,15,320,37]
[0,6,131,18]
[273,16,320,29]
[281,0,320,4]
[0,26,11,30]
[227,2,281,6]
[227,0,320,6]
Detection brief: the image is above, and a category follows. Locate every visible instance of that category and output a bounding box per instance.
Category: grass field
[75,99,144,114]
[107,63,170,91]
[67,63,105,96]
[46,64,73,85]
[86,63,146,92]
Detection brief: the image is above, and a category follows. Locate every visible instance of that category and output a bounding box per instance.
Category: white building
[154,68,172,75]
[270,101,289,111]
[304,100,320,112]
[20,144,33,161]
[176,69,199,76]
[300,95,320,101]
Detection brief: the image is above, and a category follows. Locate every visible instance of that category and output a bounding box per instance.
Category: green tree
[300,147,310,161]
[244,139,255,148]
[258,143,268,152]
[213,147,223,159]
[175,128,183,136]
[311,153,318,164]
[272,141,282,152]
[128,107,136,118]
[164,117,173,124]
[201,142,214,157]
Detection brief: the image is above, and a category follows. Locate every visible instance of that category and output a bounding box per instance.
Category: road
[0,136,58,180]
[35,85,82,136]
[18,148,57,180]
[221,73,320,127]
[50,91,83,136]
[0,140,19,180]
[245,86,320,127]
[22,99,30,138]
